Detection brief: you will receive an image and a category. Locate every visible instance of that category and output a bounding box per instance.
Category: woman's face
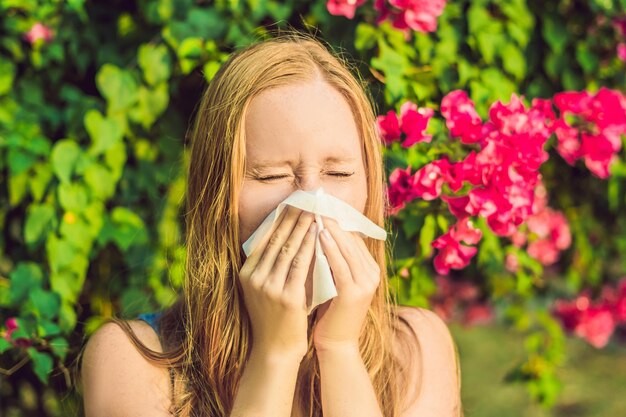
[239,79,368,293]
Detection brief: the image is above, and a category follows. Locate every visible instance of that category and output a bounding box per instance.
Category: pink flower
[524,207,571,265]
[4,317,18,340]
[618,43,626,62]
[412,159,451,200]
[377,110,402,145]
[387,0,447,33]
[23,22,54,45]
[430,275,492,326]
[326,0,367,19]
[450,217,482,245]
[431,219,481,275]
[377,101,435,147]
[600,278,626,323]
[386,166,415,215]
[442,194,471,218]
[613,18,626,37]
[399,101,434,146]
[505,252,519,272]
[441,90,484,144]
[463,304,494,326]
[574,306,616,348]
[553,88,626,178]
[553,295,616,348]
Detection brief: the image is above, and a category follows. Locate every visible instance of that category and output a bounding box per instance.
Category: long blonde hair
[81,30,456,417]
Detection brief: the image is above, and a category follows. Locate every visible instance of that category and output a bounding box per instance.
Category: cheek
[238,183,288,244]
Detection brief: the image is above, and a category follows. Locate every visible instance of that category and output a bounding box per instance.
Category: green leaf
[202,60,221,82]
[371,38,407,101]
[58,182,89,211]
[39,320,62,338]
[51,139,82,183]
[0,338,11,354]
[542,15,568,53]
[50,271,82,305]
[138,43,172,86]
[355,23,378,52]
[575,41,598,74]
[27,348,53,384]
[9,170,29,206]
[95,64,139,112]
[59,300,78,332]
[24,204,56,245]
[0,60,16,95]
[9,263,44,304]
[501,43,526,81]
[49,337,69,361]
[128,83,169,130]
[84,162,116,200]
[7,147,37,176]
[29,162,53,202]
[46,234,79,275]
[99,207,148,251]
[84,110,125,155]
[168,7,228,42]
[29,288,61,320]
[419,215,436,258]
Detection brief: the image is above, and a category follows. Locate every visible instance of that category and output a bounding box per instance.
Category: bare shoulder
[393,305,462,417]
[81,319,172,417]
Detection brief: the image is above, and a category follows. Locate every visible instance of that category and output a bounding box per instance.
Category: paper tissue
[242,187,387,314]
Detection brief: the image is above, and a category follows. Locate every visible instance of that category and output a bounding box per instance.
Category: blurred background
[1,0,625,415]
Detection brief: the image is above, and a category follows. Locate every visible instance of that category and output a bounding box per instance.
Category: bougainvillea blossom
[374,0,447,35]
[553,87,626,178]
[376,100,434,147]
[326,0,367,19]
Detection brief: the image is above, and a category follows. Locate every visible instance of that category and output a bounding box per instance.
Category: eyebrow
[249,155,358,169]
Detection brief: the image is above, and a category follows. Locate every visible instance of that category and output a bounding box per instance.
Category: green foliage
[1,0,625,414]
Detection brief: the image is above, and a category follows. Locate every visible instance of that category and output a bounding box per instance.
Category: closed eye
[258,172,355,181]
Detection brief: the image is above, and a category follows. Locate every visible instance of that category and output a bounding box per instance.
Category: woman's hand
[238,206,317,360]
[312,216,381,353]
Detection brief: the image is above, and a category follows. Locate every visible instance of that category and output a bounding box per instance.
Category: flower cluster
[326,0,447,35]
[552,278,626,348]
[382,85,626,275]
[429,275,494,325]
[553,88,626,178]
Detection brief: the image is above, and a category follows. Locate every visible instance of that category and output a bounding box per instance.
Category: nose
[294,173,322,192]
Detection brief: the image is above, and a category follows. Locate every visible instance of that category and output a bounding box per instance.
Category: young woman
[79,32,462,417]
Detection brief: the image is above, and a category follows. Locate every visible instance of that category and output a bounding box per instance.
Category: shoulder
[80,319,172,417]
[393,305,462,417]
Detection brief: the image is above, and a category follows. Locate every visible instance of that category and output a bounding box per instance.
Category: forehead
[244,80,362,165]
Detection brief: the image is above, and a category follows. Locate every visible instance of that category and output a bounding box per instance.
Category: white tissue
[242,187,387,314]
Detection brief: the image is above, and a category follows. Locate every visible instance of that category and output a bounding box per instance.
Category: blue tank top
[137,311,162,334]
[137,311,176,399]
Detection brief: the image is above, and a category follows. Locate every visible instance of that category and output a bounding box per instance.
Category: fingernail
[309,223,317,233]
[321,229,331,239]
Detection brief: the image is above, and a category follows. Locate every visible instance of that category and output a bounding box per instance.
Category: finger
[245,204,290,270]
[321,217,363,284]
[319,225,354,290]
[283,221,317,293]
[349,232,380,285]
[249,206,292,261]
[267,211,315,288]
[251,205,302,285]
